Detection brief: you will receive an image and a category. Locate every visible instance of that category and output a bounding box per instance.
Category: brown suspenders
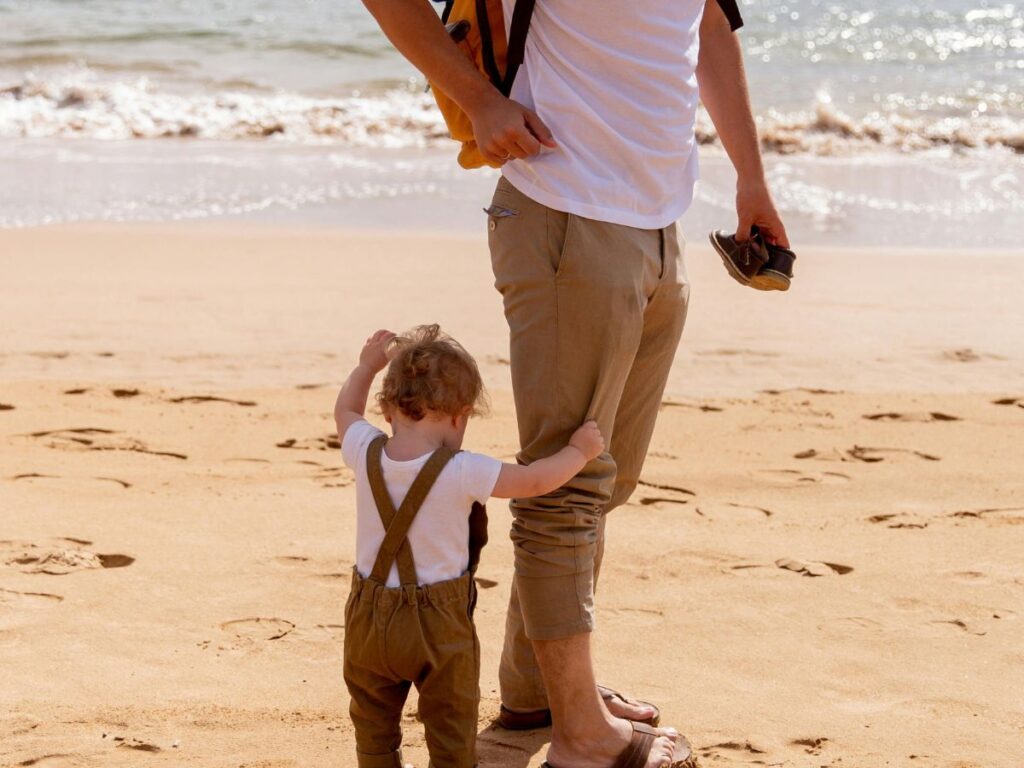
[365,435,457,588]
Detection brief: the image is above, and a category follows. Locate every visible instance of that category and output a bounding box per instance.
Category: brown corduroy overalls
[344,435,488,768]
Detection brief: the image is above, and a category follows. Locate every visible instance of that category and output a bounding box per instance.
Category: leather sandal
[498,686,661,730]
[540,721,695,768]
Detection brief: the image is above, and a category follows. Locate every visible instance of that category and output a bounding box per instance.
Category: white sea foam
[0,70,448,146]
[2,69,1022,157]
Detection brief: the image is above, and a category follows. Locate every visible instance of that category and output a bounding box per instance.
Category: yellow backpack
[429,0,537,169]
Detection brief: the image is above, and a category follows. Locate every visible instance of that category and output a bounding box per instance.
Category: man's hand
[468,91,556,165]
[736,179,789,247]
[569,420,605,462]
[359,329,397,374]
[362,0,555,166]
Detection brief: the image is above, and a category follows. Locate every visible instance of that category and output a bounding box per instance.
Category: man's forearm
[362,0,500,118]
[696,4,765,185]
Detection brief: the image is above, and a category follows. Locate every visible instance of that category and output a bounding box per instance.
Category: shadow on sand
[476,719,550,768]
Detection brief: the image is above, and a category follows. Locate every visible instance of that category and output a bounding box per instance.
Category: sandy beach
[2,225,1023,767]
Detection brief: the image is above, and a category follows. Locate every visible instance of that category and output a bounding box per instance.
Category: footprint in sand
[633,479,695,509]
[270,553,352,581]
[637,479,696,496]
[754,468,851,486]
[276,435,341,451]
[993,397,1024,409]
[13,755,81,767]
[661,400,724,412]
[638,496,692,508]
[795,446,940,463]
[761,387,843,395]
[863,411,960,423]
[0,402,14,411]
[928,618,989,636]
[63,388,89,395]
[220,617,295,641]
[2,539,134,575]
[791,737,829,755]
[0,588,64,629]
[11,473,131,489]
[111,388,140,399]
[699,739,769,761]
[272,554,319,568]
[116,739,161,753]
[727,559,852,578]
[695,502,773,520]
[947,506,1024,526]
[168,395,257,407]
[25,428,187,460]
[0,588,63,606]
[867,512,930,529]
[0,714,42,739]
[776,558,853,577]
[942,348,1005,363]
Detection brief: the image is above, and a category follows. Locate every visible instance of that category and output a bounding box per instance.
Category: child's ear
[452,406,472,428]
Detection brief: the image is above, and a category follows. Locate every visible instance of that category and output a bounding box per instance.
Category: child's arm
[334,329,396,438]
[492,420,605,499]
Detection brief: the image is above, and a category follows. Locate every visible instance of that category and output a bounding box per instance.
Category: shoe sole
[751,268,791,291]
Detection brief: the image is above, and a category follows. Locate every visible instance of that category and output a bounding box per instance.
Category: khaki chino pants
[343,571,480,768]
[487,177,690,711]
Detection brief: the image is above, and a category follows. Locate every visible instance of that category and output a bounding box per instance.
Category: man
[362,1,789,766]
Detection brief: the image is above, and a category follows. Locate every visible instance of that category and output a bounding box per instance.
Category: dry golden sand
[1,225,1023,768]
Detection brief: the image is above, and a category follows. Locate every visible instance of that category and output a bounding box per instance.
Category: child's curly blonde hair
[377,324,487,422]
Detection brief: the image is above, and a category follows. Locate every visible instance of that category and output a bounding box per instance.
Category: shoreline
[3,139,1022,248]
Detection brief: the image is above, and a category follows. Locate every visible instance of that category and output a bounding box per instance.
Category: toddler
[335,324,604,768]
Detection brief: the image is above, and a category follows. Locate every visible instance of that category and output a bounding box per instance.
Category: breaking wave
[1,70,1022,156]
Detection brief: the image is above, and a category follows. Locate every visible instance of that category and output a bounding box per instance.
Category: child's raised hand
[569,419,605,461]
[359,329,397,373]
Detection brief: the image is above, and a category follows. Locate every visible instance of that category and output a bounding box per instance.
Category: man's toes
[604,694,656,721]
[645,733,678,768]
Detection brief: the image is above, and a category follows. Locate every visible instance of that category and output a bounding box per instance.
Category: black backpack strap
[501,0,536,96]
[431,0,456,25]
[476,0,505,88]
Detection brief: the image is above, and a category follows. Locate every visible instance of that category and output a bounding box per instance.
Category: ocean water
[1,0,1022,245]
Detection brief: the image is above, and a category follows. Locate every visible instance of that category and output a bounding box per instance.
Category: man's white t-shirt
[341,419,502,588]
[501,0,706,229]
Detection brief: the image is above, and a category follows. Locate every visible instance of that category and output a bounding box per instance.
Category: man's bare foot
[545,716,679,768]
[601,687,658,723]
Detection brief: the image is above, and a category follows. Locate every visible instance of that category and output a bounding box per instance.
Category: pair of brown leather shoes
[709,226,796,291]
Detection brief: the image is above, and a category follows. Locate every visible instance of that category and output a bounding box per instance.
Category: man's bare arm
[362,0,555,163]
[697,2,789,246]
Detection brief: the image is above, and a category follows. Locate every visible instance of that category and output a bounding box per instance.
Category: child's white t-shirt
[341,419,503,588]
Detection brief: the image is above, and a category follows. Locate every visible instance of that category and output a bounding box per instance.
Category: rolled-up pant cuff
[516,571,596,642]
